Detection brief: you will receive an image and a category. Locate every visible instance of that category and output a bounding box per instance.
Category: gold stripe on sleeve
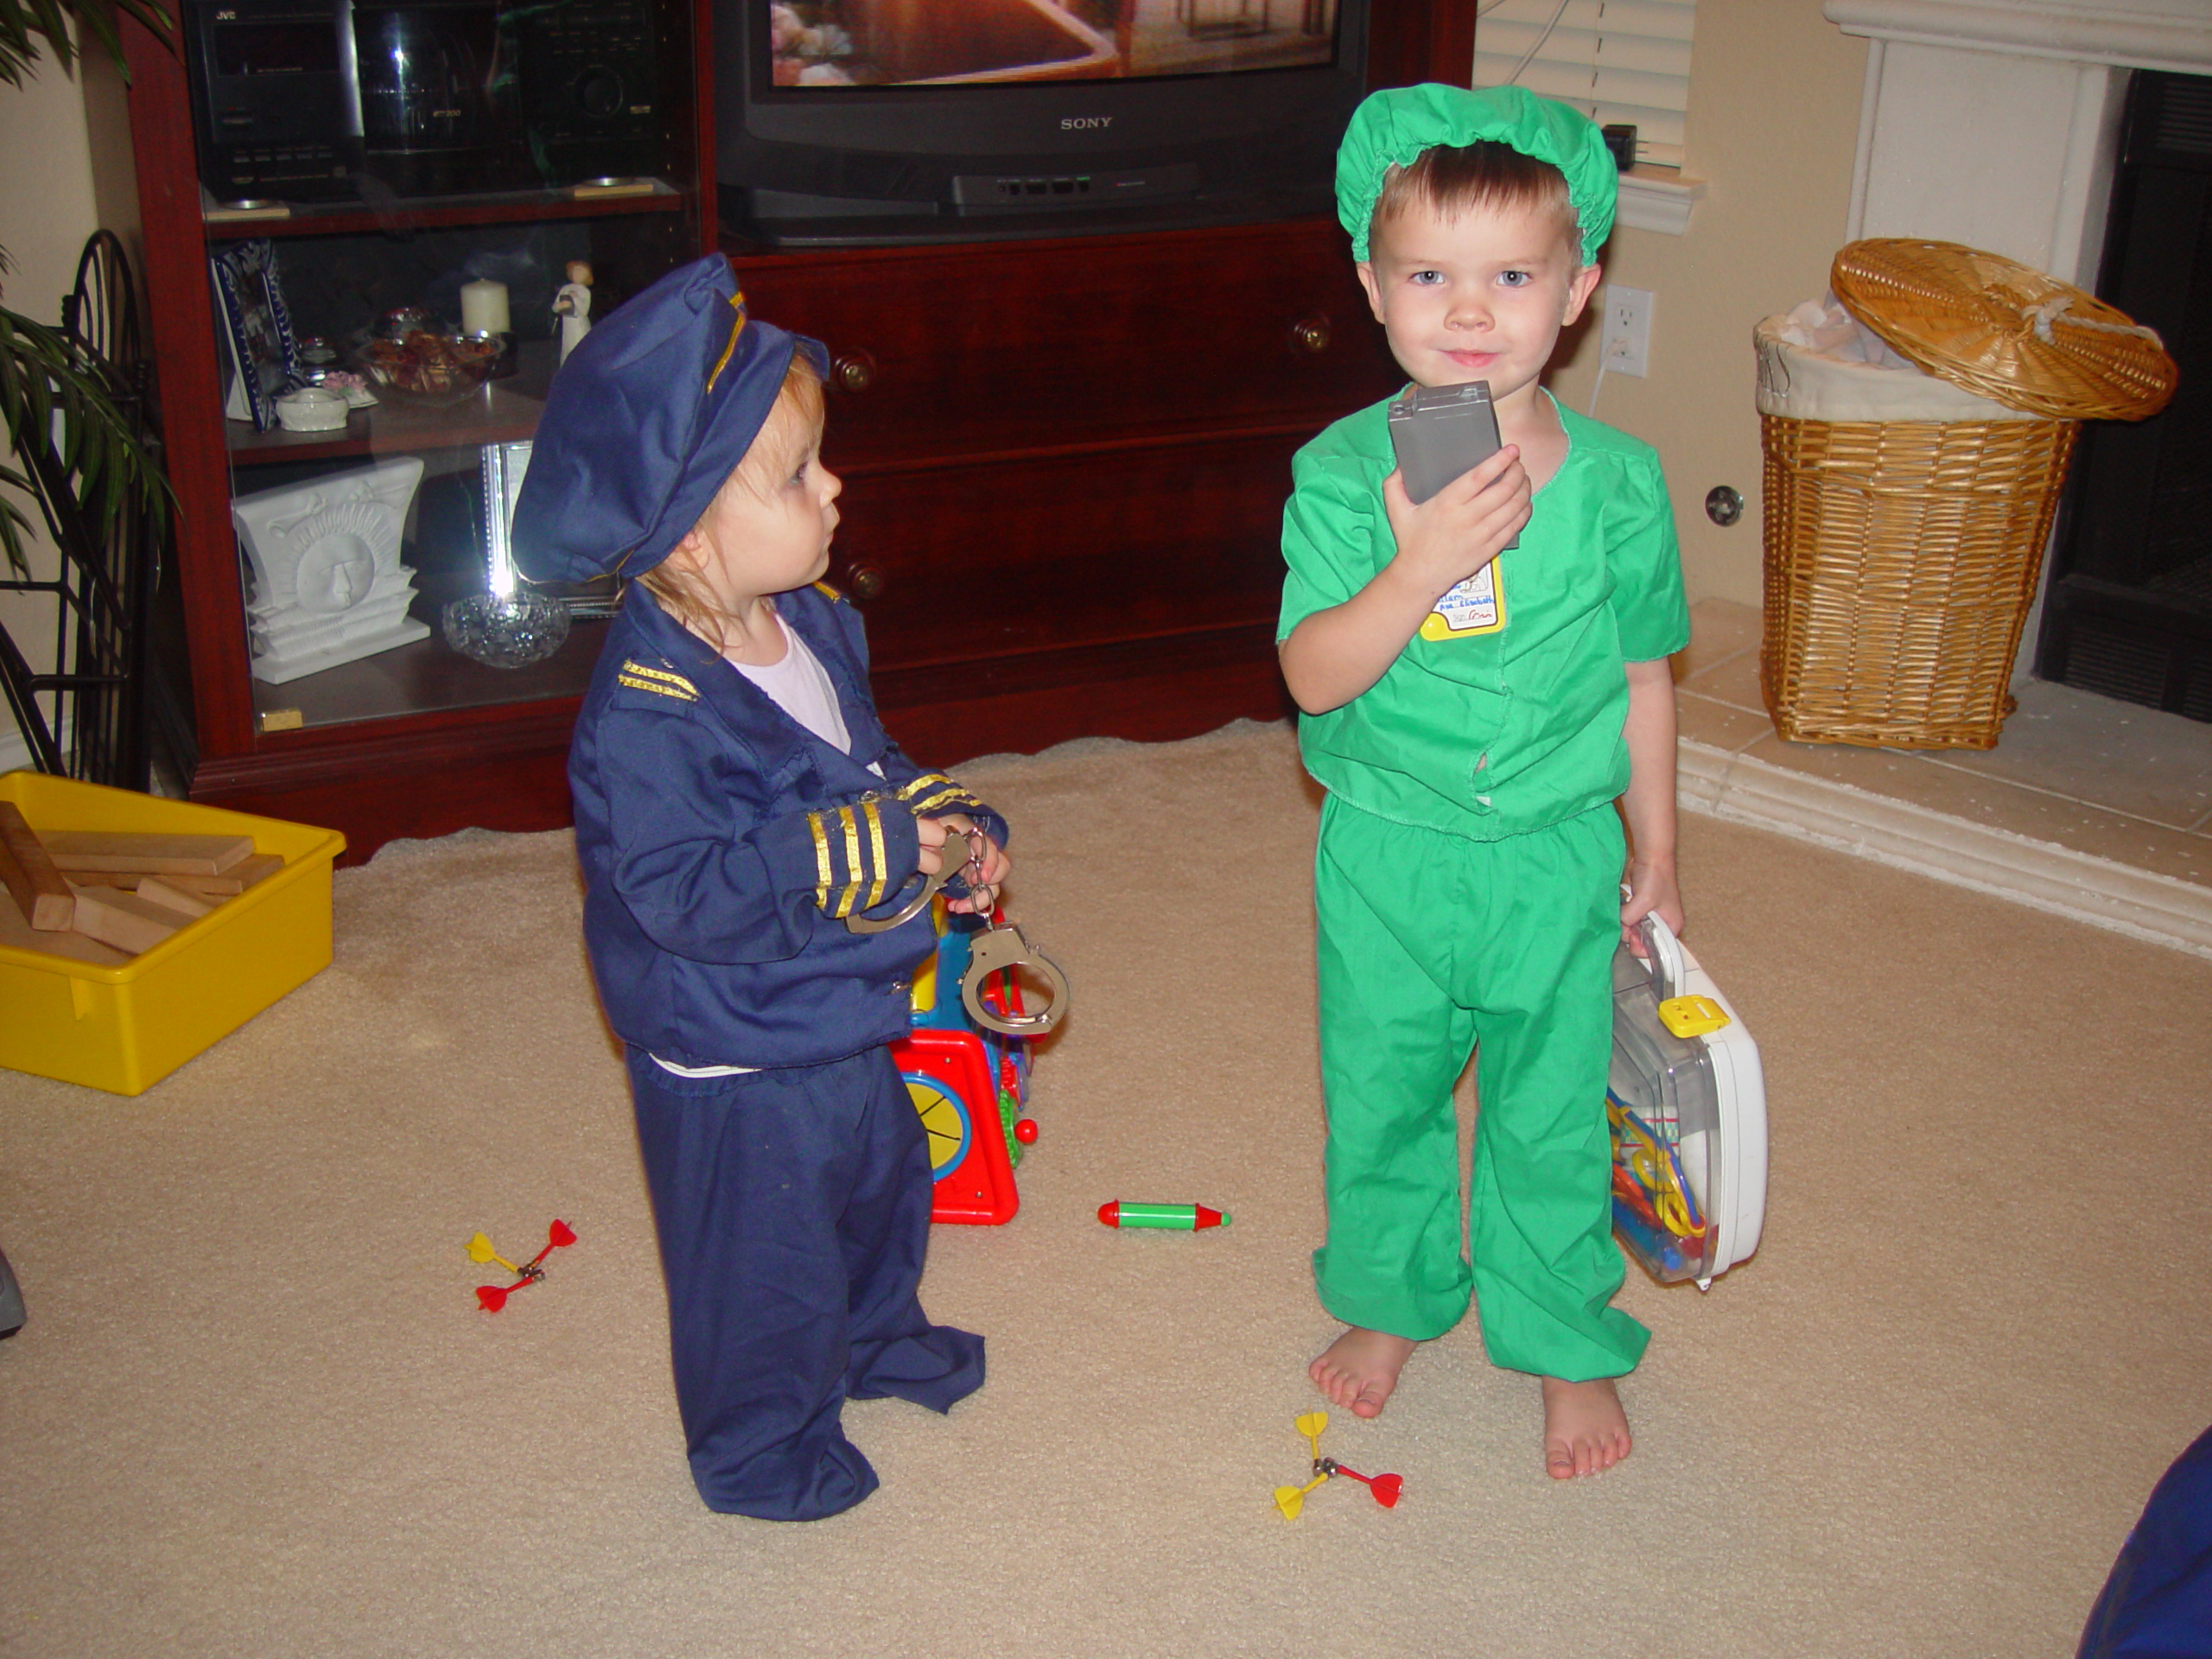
[808,810,834,907]
[896,772,954,802]
[903,785,982,817]
[862,799,888,912]
[835,804,862,918]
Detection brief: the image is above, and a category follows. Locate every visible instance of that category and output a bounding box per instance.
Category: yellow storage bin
[0,772,346,1096]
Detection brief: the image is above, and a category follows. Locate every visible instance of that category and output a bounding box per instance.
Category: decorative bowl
[441,590,572,669]
[353,331,509,402]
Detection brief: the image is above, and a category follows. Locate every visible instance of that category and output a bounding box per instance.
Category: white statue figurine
[555,261,594,365]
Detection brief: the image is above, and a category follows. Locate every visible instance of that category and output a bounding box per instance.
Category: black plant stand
[0,230,165,789]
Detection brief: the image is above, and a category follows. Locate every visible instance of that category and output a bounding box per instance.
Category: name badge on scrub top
[1420,556,1507,640]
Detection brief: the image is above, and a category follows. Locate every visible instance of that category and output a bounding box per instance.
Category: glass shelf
[251,616,609,733]
[227,343,558,467]
[201,179,688,242]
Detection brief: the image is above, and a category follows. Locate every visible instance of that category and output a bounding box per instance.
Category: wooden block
[0,893,130,965]
[66,855,286,898]
[155,854,285,898]
[41,830,257,875]
[135,876,217,919]
[0,803,76,930]
[67,884,194,955]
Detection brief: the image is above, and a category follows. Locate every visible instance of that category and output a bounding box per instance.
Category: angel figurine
[554,261,594,364]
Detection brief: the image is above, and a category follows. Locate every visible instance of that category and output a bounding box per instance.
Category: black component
[510,0,663,187]
[183,0,360,203]
[181,0,669,206]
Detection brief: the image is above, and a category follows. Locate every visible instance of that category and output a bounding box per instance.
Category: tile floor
[1676,599,2212,893]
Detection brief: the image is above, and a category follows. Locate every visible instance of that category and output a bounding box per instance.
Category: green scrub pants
[1311,794,1649,1381]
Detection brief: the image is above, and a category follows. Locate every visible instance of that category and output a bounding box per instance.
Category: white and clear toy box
[1607,915,1767,1289]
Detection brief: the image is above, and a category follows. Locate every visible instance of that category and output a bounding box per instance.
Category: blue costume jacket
[570,581,1007,1070]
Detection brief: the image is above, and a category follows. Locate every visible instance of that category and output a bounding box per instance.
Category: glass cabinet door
[209,201,692,734]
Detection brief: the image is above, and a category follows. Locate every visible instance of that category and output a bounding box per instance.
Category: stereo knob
[576,69,624,118]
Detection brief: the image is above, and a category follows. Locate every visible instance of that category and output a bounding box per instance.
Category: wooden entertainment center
[118,0,1472,861]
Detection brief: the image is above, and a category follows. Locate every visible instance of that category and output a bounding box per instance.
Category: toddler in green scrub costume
[1278,84,1689,1478]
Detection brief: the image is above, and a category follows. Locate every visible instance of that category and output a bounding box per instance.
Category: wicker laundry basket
[1757,239,2178,749]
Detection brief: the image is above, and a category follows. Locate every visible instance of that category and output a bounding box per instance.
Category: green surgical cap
[1338,83,1618,266]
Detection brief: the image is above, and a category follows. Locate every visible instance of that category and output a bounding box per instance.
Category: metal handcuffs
[841,824,1068,1036]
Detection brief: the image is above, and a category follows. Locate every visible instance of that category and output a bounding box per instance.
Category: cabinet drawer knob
[833,352,876,393]
[846,562,886,601]
[1291,315,1332,354]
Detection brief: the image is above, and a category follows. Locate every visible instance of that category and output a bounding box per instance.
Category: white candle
[460,279,510,337]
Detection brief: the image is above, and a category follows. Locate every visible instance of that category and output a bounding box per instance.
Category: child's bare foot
[1309,1327,1417,1418]
[1540,1376,1631,1478]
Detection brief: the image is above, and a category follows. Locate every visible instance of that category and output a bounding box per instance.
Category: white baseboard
[1679,740,2212,960]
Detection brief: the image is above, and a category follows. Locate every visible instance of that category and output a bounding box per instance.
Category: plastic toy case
[891,911,1035,1226]
[1607,914,1766,1288]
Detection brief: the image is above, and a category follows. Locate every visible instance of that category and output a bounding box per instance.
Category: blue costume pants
[1311,795,1649,1380]
[627,1045,985,1521]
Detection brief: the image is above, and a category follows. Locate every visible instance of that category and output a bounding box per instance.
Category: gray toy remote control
[1388,380,1504,505]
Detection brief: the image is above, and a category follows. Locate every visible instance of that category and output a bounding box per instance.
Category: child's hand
[1619,855,1684,955]
[1380,443,1532,603]
[918,814,1011,914]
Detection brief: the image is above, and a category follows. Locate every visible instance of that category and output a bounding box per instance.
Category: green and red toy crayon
[1096,1200,1229,1230]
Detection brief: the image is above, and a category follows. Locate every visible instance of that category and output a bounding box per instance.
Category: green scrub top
[1279,392,1689,842]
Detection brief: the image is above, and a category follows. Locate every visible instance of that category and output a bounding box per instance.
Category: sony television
[715,0,1372,245]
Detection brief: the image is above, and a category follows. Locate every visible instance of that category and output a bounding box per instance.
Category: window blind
[1472,1,1698,169]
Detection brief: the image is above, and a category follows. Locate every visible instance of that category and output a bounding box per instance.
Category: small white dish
[275,386,351,432]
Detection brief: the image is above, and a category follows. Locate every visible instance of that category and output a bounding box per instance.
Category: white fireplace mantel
[1828,1,2212,76]
[1825,0,2210,286]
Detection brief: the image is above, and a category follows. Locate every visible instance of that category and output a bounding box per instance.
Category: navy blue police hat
[512,255,831,583]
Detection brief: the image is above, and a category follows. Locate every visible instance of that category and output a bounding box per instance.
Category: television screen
[766,0,1341,89]
[717,0,1369,244]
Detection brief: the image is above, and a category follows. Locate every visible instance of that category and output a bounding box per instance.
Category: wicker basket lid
[1830,239,2177,422]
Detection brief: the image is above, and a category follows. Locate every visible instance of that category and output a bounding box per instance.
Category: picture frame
[209,238,302,432]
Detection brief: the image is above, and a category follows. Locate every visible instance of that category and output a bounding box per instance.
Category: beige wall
[1543,0,1868,607]
[1,54,105,706]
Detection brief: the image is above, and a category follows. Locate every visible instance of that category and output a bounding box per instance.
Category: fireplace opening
[2034,68,2212,724]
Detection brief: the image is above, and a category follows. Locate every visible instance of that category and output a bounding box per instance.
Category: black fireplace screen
[2035,68,2212,722]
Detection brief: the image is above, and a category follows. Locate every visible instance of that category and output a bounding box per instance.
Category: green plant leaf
[0,0,173,87]
[1,303,171,577]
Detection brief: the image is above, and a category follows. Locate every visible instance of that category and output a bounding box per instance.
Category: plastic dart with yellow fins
[1272,1410,1402,1519]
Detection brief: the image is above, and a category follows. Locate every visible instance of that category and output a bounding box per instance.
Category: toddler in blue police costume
[512,255,1009,1522]
[1279,86,1690,1478]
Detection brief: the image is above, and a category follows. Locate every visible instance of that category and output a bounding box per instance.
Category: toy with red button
[892,905,1051,1225]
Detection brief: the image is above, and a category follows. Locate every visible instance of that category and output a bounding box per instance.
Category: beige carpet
[3,720,2209,1658]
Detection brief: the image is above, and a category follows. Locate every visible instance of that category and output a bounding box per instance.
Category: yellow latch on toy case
[1659,995,1731,1039]
[911,939,938,1014]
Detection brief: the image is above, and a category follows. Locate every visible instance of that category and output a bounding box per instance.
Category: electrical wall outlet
[1602,284,1655,378]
